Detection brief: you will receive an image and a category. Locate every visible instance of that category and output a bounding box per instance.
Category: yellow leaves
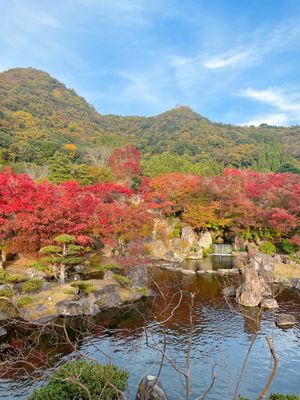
[52,89,62,99]
[12,111,37,130]
[64,143,77,153]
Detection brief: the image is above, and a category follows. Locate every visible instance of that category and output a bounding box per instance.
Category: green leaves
[39,245,61,255]
[29,360,128,400]
[54,234,76,244]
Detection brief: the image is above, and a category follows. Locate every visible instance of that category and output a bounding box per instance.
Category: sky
[2,0,300,126]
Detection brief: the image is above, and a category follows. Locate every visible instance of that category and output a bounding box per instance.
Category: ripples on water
[1,257,300,399]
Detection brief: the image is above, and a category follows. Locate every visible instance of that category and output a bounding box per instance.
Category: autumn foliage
[0,164,299,257]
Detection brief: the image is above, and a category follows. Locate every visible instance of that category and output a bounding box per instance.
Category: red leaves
[0,167,299,254]
[149,169,300,238]
[0,168,153,254]
[108,145,142,182]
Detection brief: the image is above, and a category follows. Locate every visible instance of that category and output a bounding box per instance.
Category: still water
[1,256,300,399]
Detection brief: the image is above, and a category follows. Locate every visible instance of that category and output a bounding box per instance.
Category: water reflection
[0,262,300,400]
[180,255,234,271]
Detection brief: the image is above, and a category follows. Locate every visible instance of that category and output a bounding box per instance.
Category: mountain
[0,67,299,173]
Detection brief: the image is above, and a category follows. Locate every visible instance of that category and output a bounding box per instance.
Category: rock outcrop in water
[276,314,296,328]
[236,265,262,307]
[136,375,168,400]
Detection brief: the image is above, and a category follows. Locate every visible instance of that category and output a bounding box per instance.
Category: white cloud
[239,86,300,126]
[242,113,289,127]
[201,20,300,70]
[203,50,252,69]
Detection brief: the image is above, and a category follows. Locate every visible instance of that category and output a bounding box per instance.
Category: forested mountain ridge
[0,67,300,175]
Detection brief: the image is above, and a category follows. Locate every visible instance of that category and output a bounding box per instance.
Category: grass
[112,274,132,287]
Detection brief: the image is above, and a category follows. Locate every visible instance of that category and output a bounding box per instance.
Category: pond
[1,256,300,399]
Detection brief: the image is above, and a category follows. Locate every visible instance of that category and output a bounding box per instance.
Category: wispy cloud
[242,113,289,127]
[239,86,300,126]
[203,21,300,70]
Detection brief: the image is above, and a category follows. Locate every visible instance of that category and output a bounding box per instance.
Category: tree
[39,234,86,283]
[48,151,73,184]
[277,162,300,175]
[108,145,141,182]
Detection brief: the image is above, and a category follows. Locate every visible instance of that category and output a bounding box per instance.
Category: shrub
[71,281,96,294]
[28,261,48,271]
[90,253,101,269]
[101,263,120,271]
[0,271,26,284]
[112,273,132,287]
[281,239,298,255]
[22,278,43,293]
[137,287,149,296]
[0,288,15,298]
[29,359,128,400]
[269,395,300,400]
[16,296,32,307]
[169,221,181,239]
[259,242,276,255]
[202,245,213,258]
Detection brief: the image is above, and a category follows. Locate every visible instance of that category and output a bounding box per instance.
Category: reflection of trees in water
[1,267,300,398]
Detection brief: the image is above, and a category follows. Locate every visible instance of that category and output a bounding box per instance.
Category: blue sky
[2,0,300,125]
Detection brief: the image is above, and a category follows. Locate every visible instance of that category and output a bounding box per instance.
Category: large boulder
[181,226,197,246]
[125,265,148,288]
[260,298,279,309]
[198,231,212,249]
[55,301,84,316]
[91,283,122,309]
[233,236,247,252]
[24,268,48,280]
[250,254,275,282]
[236,266,262,307]
[276,314,296,329]
[136,375,168,400]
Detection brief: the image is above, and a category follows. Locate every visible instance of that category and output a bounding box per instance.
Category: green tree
[277,162,300,175]
[39,234,85,283]
[48,151,73,184]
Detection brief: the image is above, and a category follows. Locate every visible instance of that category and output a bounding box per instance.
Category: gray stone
[229,268,240,274]
[236,266,262,307]
[74,265,85,272]
[197,270,206,275]
[164,251,184,263]
[259,277,272,298]
[24,268,48,280]
[55,301,84,316]
[91,283,122,309]
[33,315,58,324]
[41,282,52,291]
[165,266,182,272]
[103,270,114,280]
[181,269,196,276]
[206,270,216,274]
[222,287,236,297]
[216,269,228,275]
[181,226,197,246]
[250,254,275,282]
[125,265,148,288]
[198,231,213,249]
[260,298,279,309]
[136,375,168,400]
[0,327,7,340]
[276,314,296,328]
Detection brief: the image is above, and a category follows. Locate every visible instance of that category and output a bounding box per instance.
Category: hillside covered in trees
[0,67,300,178]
